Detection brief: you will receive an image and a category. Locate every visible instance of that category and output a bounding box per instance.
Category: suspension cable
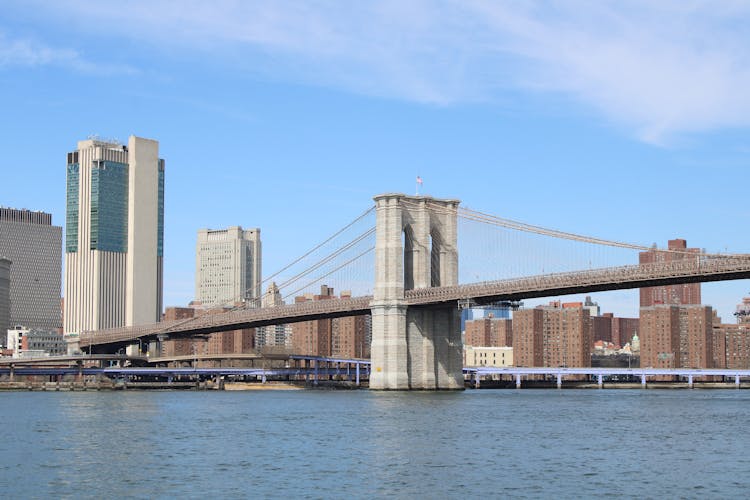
[398,198,745,259]
[281,246,375,302]
[262,206,375,285]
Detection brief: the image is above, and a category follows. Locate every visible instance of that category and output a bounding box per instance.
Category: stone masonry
[369,193,463,389]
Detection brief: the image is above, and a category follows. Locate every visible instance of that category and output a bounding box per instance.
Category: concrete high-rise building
[0,208,62,331]
[0,258,10,334]
[583,296,600,317]
[256,282,292,351]
[64,136,164,334]
[640,304,713,369]
[513,303,591,368]
[640,239,701,307]
[195,226,261,307]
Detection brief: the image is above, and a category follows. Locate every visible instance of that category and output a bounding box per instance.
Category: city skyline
[1,2,749,321]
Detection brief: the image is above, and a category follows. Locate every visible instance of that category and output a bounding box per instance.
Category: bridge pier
[369,194,463,390]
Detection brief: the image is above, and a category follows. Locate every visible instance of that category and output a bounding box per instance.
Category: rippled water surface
[2,389,749,498]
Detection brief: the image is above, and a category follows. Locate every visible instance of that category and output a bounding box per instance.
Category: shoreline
[2,380,749,391]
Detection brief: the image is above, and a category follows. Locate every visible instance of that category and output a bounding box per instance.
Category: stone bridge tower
[369,193,463,390]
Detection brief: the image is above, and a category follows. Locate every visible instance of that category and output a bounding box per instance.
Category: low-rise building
[6,325,67,357]
[464,346,513,367]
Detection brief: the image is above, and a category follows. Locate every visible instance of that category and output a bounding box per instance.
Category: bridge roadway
[80,256,750,350]
[0,354,148,366]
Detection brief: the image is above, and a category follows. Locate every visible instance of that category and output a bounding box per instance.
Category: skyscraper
[0,208,62,331]
[0,258,10,333]
[64,136,164,334]
[195,226,261,306]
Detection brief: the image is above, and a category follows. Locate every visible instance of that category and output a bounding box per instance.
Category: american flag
[416,176,423,185]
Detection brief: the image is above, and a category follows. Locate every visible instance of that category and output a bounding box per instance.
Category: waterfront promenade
[4,354,750,390]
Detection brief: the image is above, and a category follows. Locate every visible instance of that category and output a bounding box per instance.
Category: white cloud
[10,0,750,142]
[0,32,138,75]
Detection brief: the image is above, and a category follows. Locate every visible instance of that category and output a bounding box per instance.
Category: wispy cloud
[0,32,138,76]
[11,0,750,142]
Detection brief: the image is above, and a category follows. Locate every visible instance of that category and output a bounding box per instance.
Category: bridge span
[73,193,750,390]
[79,254,750,351]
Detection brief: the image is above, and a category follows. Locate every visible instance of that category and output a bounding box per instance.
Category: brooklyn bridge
[72,193,750,389]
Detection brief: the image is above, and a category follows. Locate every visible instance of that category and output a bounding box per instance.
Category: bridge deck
[79,256,750,348]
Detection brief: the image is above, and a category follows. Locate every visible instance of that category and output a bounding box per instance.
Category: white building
[464,346,514,367]
[6,325,67,358]
[195,226,261,307]
[64,136,165,334]
[256,282,292,349]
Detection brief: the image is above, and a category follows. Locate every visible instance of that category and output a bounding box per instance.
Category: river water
[1,389,749,498]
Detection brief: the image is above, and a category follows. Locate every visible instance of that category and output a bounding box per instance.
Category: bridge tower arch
[370,193,463,390]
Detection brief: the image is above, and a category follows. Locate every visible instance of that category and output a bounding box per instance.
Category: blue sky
[1,1,749,321]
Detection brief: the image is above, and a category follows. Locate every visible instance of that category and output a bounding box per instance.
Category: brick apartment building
[292,286,369,358]
[464,316,512,347]
[160,304,255,357]
[640,304,713,369]
[590,313,639,347]
[639,239,701,307]
[712,298,750,369]
[513,303,591,368]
